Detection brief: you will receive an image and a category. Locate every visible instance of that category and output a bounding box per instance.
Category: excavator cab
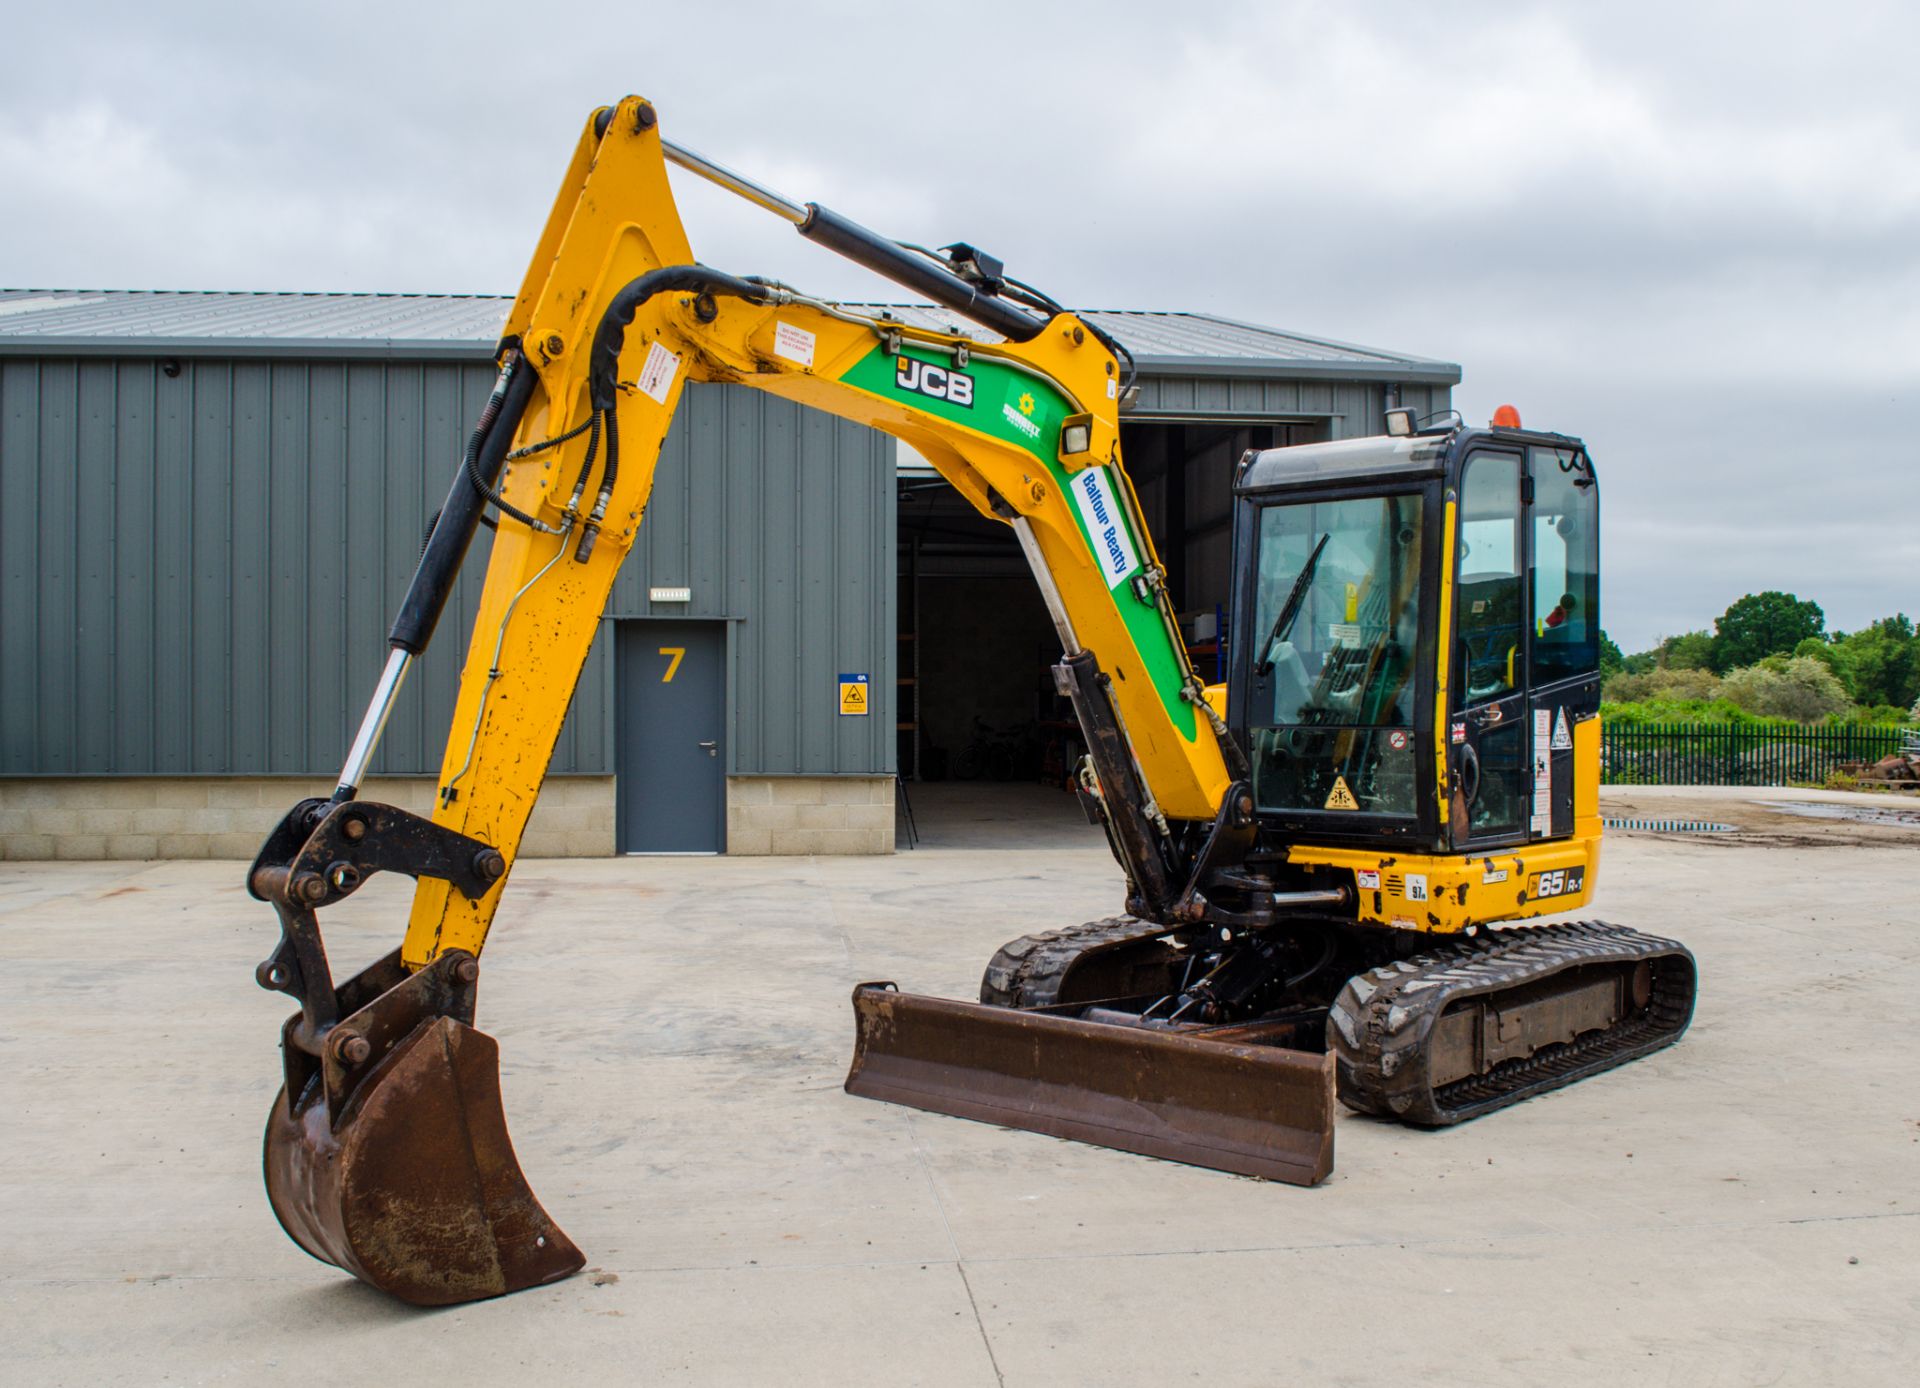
[1229,414,1605,874]
[851,412,1693,1159]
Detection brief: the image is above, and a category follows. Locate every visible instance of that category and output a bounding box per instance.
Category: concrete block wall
[0,776,615,861]
[726,775,896,855]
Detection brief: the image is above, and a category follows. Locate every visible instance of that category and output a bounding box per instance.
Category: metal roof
[0,289,1459,384]
[0,289,511,361]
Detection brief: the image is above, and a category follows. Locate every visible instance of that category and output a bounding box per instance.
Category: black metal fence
[1601,723,1911,786]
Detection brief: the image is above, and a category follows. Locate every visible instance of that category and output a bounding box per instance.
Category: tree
[1656,630,1715,670]
[1711,592,1825,672]
[1792,636,1846,690]
[1828,615,1919,710]
[1598,629,1625,679]
[1721,656,1850,723]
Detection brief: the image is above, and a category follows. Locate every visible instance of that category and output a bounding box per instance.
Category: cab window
[1455,452,1523,705]
[1246,492,1425,817]
[1529,447,1599,684]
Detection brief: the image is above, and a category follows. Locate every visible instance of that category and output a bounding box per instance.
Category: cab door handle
[697,740,717,757]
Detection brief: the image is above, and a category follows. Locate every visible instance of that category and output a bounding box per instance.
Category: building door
[616,621,726,853]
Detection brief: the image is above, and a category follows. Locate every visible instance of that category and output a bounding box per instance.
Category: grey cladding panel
[1,349,1427,781]
[609,384,893,776]
[0,357,511,776]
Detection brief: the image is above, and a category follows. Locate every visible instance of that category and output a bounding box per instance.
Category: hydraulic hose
[588,265,771,410]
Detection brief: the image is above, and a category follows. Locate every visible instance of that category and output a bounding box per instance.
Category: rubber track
[979,917,1174,1008]
[1326,921,1696,1127]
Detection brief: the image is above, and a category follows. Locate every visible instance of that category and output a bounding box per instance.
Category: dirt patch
[1603,790,1920,850]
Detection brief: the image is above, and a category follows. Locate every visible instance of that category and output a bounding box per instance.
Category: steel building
[0,290,1457,857]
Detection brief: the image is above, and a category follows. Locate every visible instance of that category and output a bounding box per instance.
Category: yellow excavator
[248,96,1697,1305]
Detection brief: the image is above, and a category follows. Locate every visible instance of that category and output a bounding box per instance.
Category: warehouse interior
[895,418,1329,801]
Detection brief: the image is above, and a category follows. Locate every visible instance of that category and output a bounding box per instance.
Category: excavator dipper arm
[251,96,1260,1304]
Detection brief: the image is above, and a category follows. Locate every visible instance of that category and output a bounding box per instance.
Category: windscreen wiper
[1255,532,1330,676]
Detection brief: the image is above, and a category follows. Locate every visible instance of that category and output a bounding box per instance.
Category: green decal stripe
[838,344,1195,739]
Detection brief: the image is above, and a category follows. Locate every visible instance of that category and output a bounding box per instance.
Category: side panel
[1286,832,1600,933]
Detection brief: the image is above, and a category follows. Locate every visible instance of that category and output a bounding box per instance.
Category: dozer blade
[845,983,1335,1185]
[264,1015,583,1306]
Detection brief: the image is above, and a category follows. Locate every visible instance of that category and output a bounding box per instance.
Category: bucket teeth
[264,1015,583,1305]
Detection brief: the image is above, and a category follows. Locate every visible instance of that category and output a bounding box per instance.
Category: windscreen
[1246,492,1425,816]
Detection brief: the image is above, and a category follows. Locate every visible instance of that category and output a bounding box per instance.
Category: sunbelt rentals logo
[1069,467,1140,588]
[1001,390,1041,440]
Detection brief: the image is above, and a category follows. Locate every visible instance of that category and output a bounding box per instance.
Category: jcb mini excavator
[248,96,1696,1305]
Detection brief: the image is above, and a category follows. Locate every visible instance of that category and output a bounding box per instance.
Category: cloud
[3,0,1912,651]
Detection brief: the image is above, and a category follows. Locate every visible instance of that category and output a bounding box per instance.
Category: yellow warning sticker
[1323,776,1358,811]
[838,673,869,716]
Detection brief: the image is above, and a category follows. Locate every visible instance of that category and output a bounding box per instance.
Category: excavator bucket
[264,1013,583,1306]
[845,984,1336,1185]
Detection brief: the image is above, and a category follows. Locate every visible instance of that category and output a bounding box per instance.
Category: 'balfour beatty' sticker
[1068,467,1141,588]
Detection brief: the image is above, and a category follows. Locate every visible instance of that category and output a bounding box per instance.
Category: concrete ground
[2,783,1917,1386]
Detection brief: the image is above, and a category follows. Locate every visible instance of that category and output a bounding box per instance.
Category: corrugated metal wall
[602,384,896,775]
[1130,374,1450,431]
[0,356,893,778]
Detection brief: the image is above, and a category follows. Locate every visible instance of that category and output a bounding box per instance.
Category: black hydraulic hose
[388,353,537,654]
[588,265,771,410]
[573,408,619,563]
[575,411,602,496]
[506,413,598,462]
[465,409,545,533]
[596,407,620,511]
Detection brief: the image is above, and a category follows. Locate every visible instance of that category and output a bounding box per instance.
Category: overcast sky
[5,1,1913,651]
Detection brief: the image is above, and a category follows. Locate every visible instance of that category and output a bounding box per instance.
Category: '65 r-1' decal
[1528,866,1586,899]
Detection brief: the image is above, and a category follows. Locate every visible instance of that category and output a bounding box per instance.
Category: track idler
[251,799,582,1305]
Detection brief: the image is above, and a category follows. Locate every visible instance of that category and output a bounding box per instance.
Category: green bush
[1602,667,1724,704]
[1600,696,1785,728]
[1720,656,1850,722]
[1831,704,1916,727]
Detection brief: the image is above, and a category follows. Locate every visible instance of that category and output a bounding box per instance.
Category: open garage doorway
[895,417,1327,844]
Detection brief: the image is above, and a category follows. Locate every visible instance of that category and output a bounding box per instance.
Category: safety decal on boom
[1324,776,1359,811]
[636,341,680,404]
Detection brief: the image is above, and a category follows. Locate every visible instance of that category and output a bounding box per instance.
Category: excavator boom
[249,96,1291,1304]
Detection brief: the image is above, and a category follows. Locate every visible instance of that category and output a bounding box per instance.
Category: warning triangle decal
[1551,707,1573,751]
[1324,776,1359,811]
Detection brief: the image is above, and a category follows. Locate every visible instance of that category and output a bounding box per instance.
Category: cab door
[1449,449,1530,849]
[1524,445,1601,842]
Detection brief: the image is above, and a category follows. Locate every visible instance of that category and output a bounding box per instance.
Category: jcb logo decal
[1528,866,1586,900]
[894,357,974,408]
